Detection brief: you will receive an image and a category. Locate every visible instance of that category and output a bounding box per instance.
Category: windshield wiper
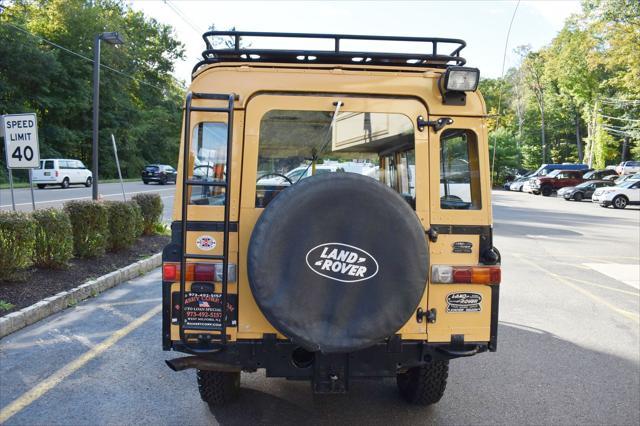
[293,101,343,184]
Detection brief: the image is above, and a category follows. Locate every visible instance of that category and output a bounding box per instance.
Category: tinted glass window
[189,122,228,206]
[440,129,481,210]
[256,110,413,208]
[44,160,54,169]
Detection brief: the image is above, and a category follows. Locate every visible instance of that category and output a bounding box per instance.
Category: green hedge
[0,211,35,280]
[64,200,109,258]
[32,208,74,268]
[106,201,143,251]
[132,193,163,235]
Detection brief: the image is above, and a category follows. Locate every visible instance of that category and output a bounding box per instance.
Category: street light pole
[91,32,124,201]
[92,35,101,200]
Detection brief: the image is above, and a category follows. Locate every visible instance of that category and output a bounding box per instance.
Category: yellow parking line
[0,305,161,423]
[562,275,640,297]
[515,255,640,323]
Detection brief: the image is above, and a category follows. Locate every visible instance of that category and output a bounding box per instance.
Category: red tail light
[55,170,59,177]
[432,265,501,285]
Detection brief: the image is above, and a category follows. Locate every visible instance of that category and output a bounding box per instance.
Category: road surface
[1,190,639,425]
[0,181,175,221]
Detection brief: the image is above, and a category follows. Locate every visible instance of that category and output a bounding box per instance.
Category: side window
[78,161,86,169]
[59,160,69,169]
[440,129,481,210]
[189,122,228,206]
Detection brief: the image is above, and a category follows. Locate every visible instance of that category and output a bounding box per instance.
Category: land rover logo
[305,243,379,283]
[446,292,482,313]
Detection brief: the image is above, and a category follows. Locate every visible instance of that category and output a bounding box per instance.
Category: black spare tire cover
[248,172,428,353]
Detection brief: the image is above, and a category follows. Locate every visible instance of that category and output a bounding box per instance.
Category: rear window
[256,109,414,208]
[145,166,159,172]
[44,160,54,169]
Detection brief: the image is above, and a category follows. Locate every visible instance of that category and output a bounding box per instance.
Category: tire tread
[397,360,449,405]
[197,370,240,407]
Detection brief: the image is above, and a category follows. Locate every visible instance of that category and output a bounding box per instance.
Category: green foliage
[32,208,74,268]
[482,0,638,172]
[592,125,619,169]
[153,222,171,236]
[490,128,519,183]
[0,300,15,312]
[0,0,185,179]
[0,211,36,281]
[105,201,143,251]
[132,193,163,235]
[64,200,109,257]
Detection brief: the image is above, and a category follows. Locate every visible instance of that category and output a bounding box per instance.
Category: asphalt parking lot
[1,190,638,425]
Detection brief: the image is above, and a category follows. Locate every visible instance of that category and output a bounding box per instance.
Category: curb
[0,252,162,339]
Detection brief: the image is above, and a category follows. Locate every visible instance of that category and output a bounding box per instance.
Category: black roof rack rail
[192,31,466,77]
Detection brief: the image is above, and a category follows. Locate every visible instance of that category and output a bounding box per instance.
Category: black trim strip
[489,285,499,352]
[171,220,238,233]
[430,224,490,235]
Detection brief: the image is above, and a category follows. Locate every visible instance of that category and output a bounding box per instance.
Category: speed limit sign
[2,113,40,169]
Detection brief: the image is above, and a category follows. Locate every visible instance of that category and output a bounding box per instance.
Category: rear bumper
[166,337,488,379]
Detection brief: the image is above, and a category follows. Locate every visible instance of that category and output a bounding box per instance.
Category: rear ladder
[178,91,237,353]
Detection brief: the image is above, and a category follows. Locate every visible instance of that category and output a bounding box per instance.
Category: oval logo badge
[305,242,379,283]
[446,292,482,313]
[196,235,216,251]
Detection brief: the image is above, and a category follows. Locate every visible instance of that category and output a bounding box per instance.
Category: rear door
[239,94,429,339]
[427,116,495,345]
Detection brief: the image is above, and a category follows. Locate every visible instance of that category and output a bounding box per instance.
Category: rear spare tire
[248,172,428,353]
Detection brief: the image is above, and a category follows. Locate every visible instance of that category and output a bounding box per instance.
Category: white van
[32,159,93,189]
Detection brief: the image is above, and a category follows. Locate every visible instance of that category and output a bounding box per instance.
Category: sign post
[2,113,40,211]
[111,134,126,201]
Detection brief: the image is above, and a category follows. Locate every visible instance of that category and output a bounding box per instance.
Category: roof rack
[192,31,466,77]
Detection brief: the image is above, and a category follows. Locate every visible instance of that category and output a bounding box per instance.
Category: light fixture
[439,66,480,106]
[100,31,124,45]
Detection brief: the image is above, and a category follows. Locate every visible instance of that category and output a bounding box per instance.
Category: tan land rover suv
[162,31,501,409]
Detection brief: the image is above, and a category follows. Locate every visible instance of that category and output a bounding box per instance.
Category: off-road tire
[85,177,92,187]
[396,360,449,406]
[612,195,628,209]
[61,178,70,189]
[573,192,583,202]
[37,184,45,189]
[541,186,553,196]
[197,370,240,407]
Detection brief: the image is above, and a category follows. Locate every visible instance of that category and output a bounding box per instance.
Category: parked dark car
[563,180,614,201]
[582,169,618,180]
[142,164,177,184]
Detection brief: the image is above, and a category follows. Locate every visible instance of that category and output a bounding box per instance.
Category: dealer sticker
[446,292,482,313]
[196,235,216,251]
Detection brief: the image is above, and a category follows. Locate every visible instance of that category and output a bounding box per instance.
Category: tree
[519,48,548,164]
[1,0,186,181]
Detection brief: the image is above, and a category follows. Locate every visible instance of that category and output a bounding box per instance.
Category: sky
[129,0,582,83]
